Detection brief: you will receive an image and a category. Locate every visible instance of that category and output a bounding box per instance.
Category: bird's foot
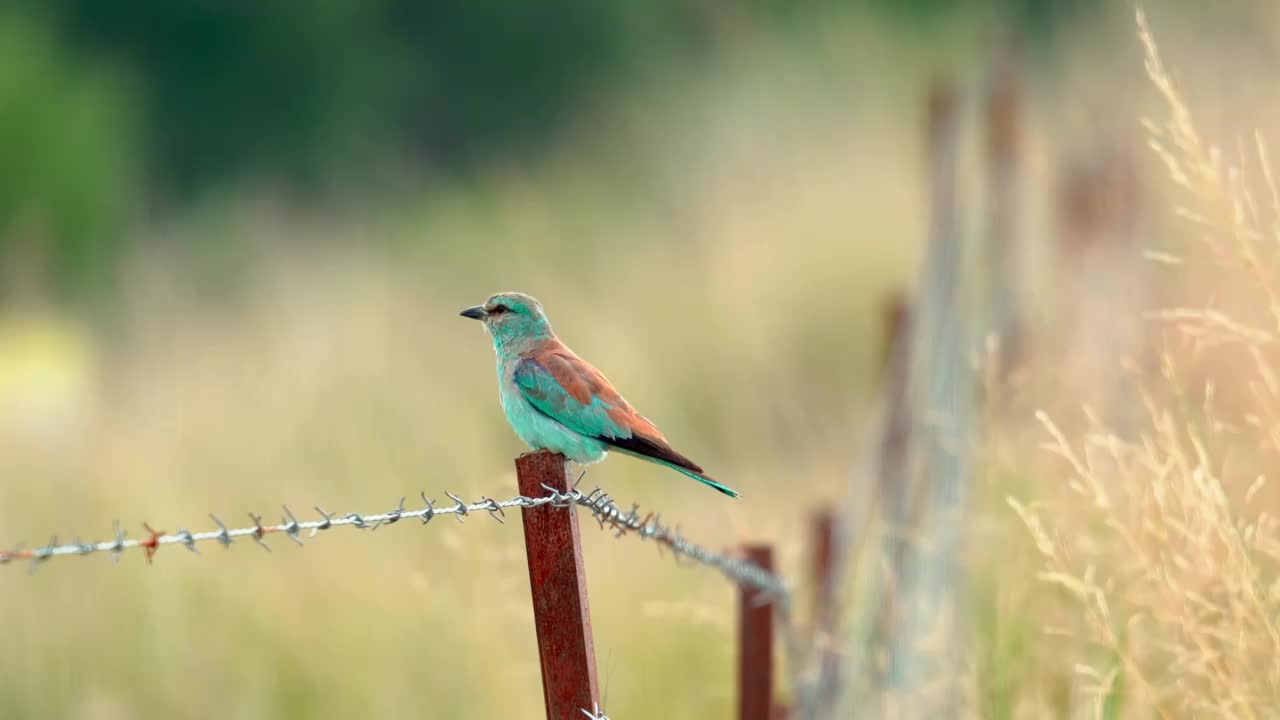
[517,449,567,462]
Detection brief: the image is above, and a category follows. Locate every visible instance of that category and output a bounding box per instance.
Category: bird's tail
[657,460,741,498]
[608,445,741,498]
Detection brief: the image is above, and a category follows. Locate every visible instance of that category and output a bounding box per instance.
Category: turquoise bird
[461,292,738,498]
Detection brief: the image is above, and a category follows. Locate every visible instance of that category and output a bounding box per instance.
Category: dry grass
[1002,10,1280,718]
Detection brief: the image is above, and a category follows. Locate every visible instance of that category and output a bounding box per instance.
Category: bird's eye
[489,304,509,315]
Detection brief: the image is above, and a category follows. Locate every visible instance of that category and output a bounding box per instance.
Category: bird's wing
[513,348,704,474]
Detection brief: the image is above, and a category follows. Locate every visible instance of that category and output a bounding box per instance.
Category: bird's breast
[494,354,607,464]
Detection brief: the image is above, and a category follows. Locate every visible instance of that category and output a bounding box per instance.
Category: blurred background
[1,1,1278,718]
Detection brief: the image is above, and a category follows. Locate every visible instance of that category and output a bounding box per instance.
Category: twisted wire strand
[0,486,790,605]
[0,490,540,568]
[571,486,790,601]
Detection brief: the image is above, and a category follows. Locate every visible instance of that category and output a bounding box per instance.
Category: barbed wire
[574,486,790,603]
[0,481,808,717]
[0,484,789,605]
[0,489,536,570]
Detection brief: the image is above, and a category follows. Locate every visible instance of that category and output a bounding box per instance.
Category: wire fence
[0,484,789,604]
[1,479,806,719]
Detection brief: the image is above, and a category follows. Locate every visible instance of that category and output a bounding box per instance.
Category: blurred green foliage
[38,0,1098,194]
[0,11,136,302]
[4,0,1101,301]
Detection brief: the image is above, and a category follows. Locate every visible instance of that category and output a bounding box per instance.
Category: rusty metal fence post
[516,450,602,720]
[810,510,841,717]
[738,543,776,720]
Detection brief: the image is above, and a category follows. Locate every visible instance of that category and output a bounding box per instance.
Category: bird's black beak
[459,305,488,320]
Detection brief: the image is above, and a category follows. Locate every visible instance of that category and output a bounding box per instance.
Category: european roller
[460,292,739,498]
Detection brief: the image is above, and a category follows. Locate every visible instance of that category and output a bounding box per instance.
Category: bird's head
[460,292,553,350]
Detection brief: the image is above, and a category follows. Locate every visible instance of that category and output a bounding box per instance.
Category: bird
[460,292,739,498]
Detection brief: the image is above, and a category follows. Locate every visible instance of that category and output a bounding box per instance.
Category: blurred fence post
[516,450,601,720]
[984,44,1024,378]
[738,544,776,720]
[1055,142,1146,434]
[810,509,841,717]
[826,292,914,718]
[876,293,914,591]
[878,78,974,712]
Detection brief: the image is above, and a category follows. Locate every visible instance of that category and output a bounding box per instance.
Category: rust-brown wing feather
[524,342,705,474]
